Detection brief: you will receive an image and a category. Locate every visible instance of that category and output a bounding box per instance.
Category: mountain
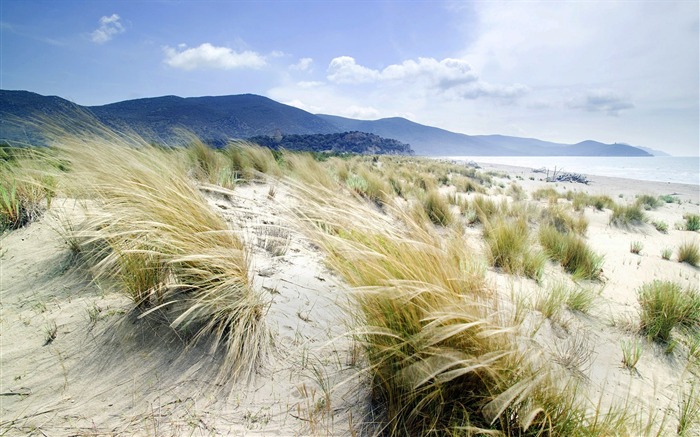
[89,94,340,144]
[1,89,654,156]
[317,114,652,157]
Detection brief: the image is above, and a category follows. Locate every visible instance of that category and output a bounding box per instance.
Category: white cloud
[341,105,381,119]
[327,56,477,88]
[91,14,124,44]
[290,57,313,71]
[568,89,634,116]
[163,43,266,70]
[297,81,324,89]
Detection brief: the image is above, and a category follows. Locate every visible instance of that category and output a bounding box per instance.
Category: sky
[1,0,698,156]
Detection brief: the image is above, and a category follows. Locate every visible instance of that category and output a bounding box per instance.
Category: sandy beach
[1,148,699,436]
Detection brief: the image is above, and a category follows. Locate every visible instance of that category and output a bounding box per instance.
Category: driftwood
[545,166,589,184]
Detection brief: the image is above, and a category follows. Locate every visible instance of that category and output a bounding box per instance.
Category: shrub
[659,194,680,204]
[684,214,700,232]
[637,280,700,343]
[678,240,699,266]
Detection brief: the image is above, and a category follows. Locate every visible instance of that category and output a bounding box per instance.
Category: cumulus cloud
[326,56,528,101]
[163,43,266,70]
[91,14,124,44]
[290,57,313,71]
[327,56,477,87]
[569,89,634,116]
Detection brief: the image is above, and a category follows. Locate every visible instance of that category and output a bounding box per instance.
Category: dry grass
[293,179,635,436]
[52,131,269,383]
[539,225,603,281]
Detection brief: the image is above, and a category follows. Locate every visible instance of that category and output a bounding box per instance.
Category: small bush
[637,280,700,343]
[684,214,700,232]
[678,240,699,266]
[659,194,680,204]
[661,248,673,260]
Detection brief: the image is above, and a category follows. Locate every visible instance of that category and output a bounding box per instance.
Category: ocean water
[442,156,700,186]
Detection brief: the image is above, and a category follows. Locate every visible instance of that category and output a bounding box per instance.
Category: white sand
[1,167,698,435]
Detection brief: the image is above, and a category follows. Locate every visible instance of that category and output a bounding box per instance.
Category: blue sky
[1,0,698,155]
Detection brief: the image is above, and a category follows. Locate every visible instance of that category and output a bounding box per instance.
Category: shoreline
[470,161,700,204]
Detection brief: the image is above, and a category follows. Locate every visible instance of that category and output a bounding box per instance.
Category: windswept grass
[540,203,588,235]
[610,203,646,227]
[483,215,545,281]
[684,214,700,232]
[293,180,636,436]
[637,280,700,344]
[539,225,603,280]
[0,154,56,232]
[421,189,453,226]
[54,132,269,383]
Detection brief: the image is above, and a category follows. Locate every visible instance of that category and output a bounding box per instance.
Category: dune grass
[677,240,699,266]
[421,189,453,226]
[292,178,638,436]
[53,132,269,383]
[637,280,700,344]
[684,214,700,232]
[483,215,545,281]
[610,203,646,227]
[539,225,603,281]
[0,153,56,232]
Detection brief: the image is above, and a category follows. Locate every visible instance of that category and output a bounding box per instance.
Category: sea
[441,156,700,186]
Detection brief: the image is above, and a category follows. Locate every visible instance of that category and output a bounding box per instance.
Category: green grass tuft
[637,280,700,344]
[678,240,699,266]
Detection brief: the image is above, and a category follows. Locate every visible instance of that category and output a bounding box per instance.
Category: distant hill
[317,114,652,157]
[248,131,413,155]
[89,94,340,143]
[0,89,654,156]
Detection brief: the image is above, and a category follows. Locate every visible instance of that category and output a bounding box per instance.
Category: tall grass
[422,189,453,226]
[610,203,646,227]
[294,181,633,436]
[483,215,545,281]
[539,225,603,280]
[637,280,700,344]
[0,154,55,232]
[54,132,269,382]
[677,240,700,266]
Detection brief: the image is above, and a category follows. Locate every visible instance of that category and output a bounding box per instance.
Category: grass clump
[422,189,453,226]
[610,203,646,227]
[483,215,545,281]
[539,225,603,280]
[0,158,55,232]
[677,240,699,266]
[620,339,642,370]
[661,248,673,260]
[684,214,700,232]
[540,204,588,235]
[652,220,668,233]
[55,132,269,383]
[637,280,700,344]
[630,241,643,255]
[635,194,662,210]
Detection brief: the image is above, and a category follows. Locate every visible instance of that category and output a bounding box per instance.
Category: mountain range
[0,90,655,156]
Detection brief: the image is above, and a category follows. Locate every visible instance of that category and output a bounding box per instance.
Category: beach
[2,148,699,436]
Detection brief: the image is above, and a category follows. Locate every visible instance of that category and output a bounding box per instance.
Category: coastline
[472,161,700,204]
